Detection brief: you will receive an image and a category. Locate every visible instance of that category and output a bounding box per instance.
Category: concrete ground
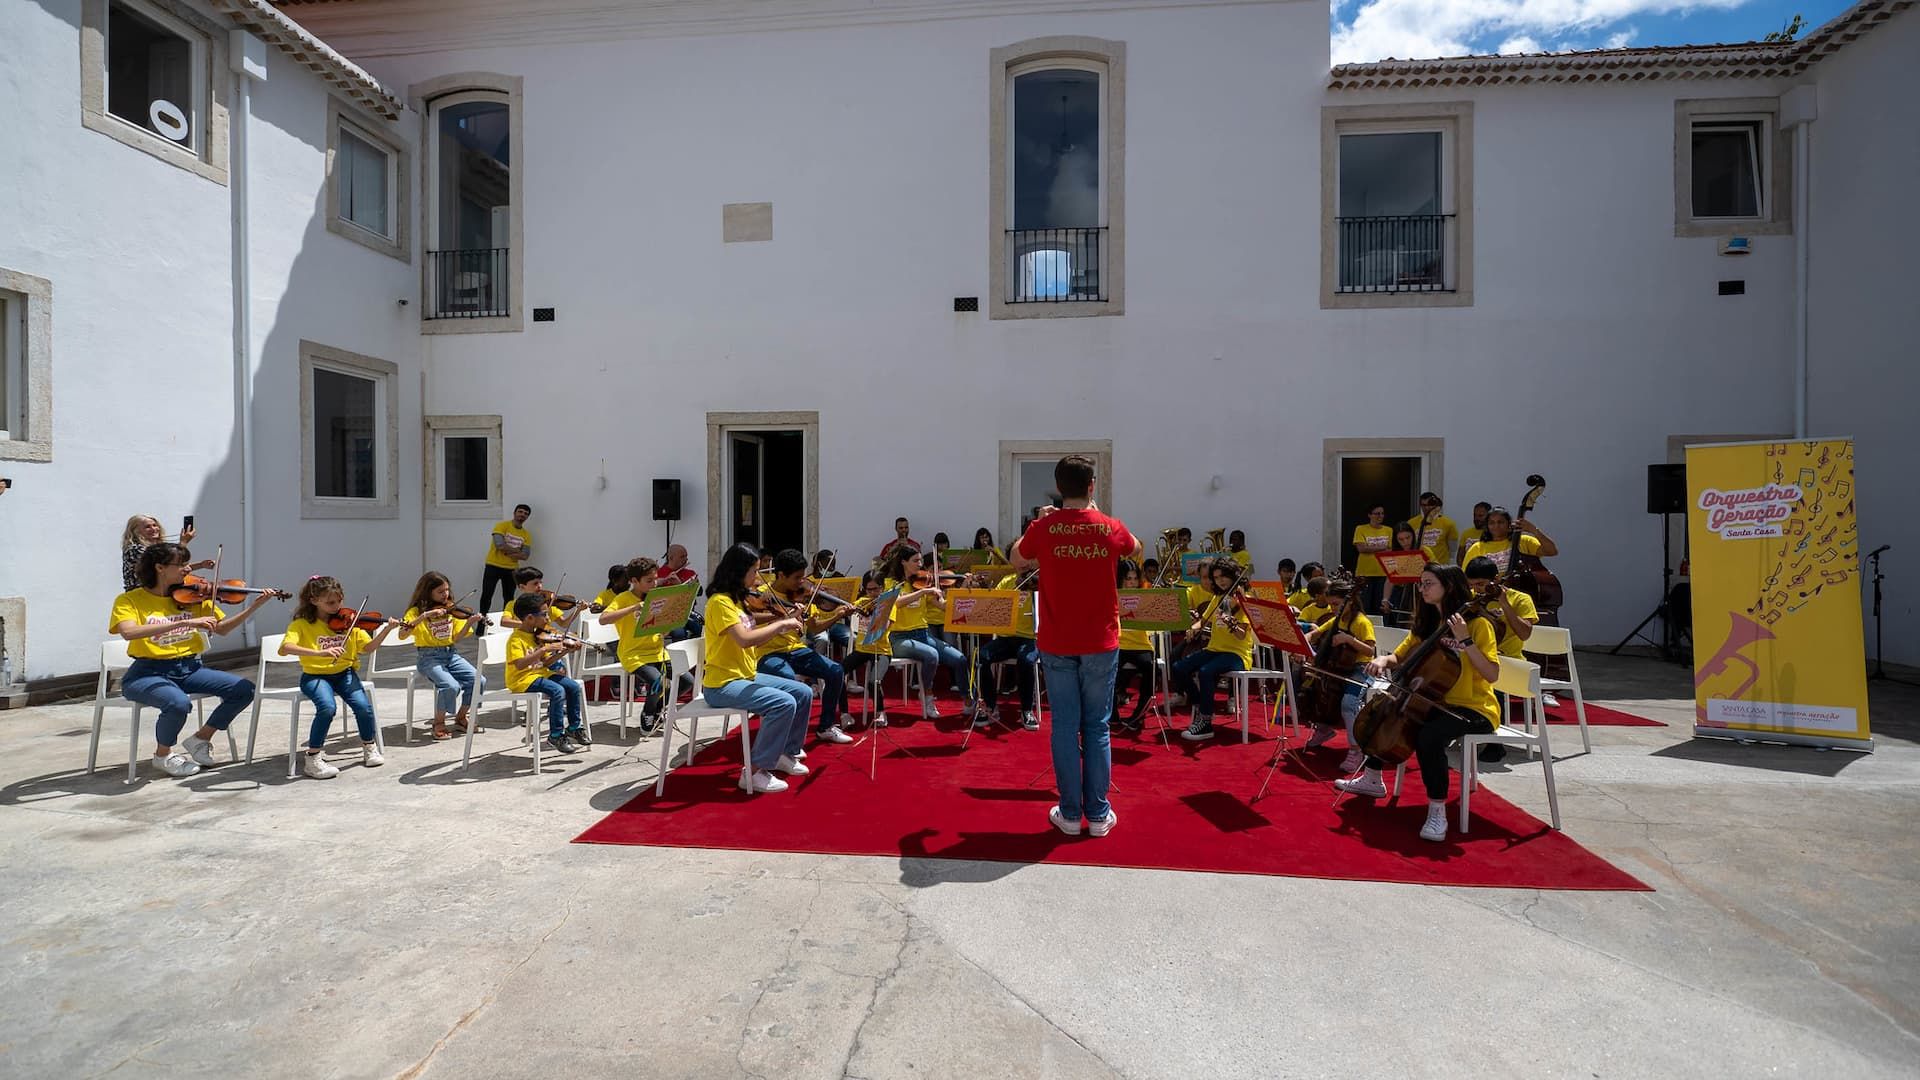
[1,649,1916,1079]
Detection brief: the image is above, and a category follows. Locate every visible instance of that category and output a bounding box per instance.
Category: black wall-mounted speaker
[652,478,681,521]
[1647,464,1687,515]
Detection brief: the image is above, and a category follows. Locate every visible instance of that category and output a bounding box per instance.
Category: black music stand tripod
[1612,511,1684,662]
[1865,545,1917,686]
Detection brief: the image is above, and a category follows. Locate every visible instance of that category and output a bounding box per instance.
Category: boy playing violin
[756,549,858,744]
[281,576,402,778]
[506,595,590,753]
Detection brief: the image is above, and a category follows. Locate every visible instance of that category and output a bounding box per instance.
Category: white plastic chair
[1229,651,1292,745]
[1459,657,1562,833]
[87,640,226,784]
[1523,625,1590,753]
[573,616,634,737]
[245,634,388,778]
[654,639,755,796]
[361,622,428,743]
[1374,625,1410,656]
[467,632,557,780]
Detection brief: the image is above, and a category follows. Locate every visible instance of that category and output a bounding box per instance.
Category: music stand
[1611,512,1685,661]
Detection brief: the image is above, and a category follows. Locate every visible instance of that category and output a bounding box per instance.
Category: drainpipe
[230,32,268,644]
[1782,84,1817,439]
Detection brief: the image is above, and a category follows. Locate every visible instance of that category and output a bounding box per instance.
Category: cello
[1349,593,1492,765]
[1300,572,1368,731]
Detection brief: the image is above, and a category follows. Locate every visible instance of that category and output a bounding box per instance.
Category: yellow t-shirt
[1231,550,1253,570]
[1297,601,1331,626]
[505,629,561,693]
[1477,586,1540,659]
[1352,524,1394,577]
[608,589,668,670]
[1287,588,1312,610]
[757,595,815,656]
[1204,597,1255,665]
[283,617,373,676]
[1462,534,1543,575]
[1313,609,1377,665]
[1414,514,1460,565]
[1392,617,1501,727]
[403,605,474,648]
[1185,582,1211,612]
[109,589,221,660]
[884,578,930,634]
[702,593,761,687]
[591,588,618,612]
[1118,627,1153,652]
[485,521,532,569]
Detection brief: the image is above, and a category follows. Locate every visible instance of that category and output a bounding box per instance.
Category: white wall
[1806,10,1919,666]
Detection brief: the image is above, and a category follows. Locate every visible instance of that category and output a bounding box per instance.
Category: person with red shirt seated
[878,516,922,565]
[1011,455,1141,839]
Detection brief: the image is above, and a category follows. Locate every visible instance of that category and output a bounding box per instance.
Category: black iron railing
[425,248,510,319]
[1006,227,1107,303]
[1335,214,1453,293]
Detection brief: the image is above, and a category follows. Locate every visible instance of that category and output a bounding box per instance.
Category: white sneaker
[1021,711,1040,731]
[740,769,789,794]
[1304,726,1336,749]
[1088,809,1118,837]
[1542,691,1562,708]
[1420,803,1449,842]
[152,751,201,778]
[846,679,865,694]
[774,755,810,777]
[362,743,385,768]
[180,734,217,768]
[920,699,939,720]
[303,753,340,780]
[1333,770,1387,798]
[792,747,808,761]
[1339,748,1366,773]
[819,725,854,745]
[1047,806,1081,836]
[873,713,889,728]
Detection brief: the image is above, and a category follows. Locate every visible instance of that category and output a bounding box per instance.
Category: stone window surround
[409,72,525,335]
[705,411,820,574]
[1674,97,1793,239]
[999,440,1114,546]
[1320,101,1474,310]
[299,340,400,519]
[424,414,503,519]
[79,0,231,185]
[325,96,412,263]
[988,36,1127,321]
[1320,438,1446,570]
[0,268,53,463]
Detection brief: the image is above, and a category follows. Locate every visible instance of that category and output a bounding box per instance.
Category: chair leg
[127,707,142,784]
[1568,653,1591,752]
[654,704,679,796]
[1539,730,1562,830]
[529,699,542,779]
[245,697,262,765]
[288,700,304,780]
[404,677,415,745]
[88,697,106,776]
[461,706,479,770]
[1459,743,1475,834]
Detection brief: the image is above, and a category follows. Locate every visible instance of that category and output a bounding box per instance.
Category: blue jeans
[414,646,483,715]
[825,622,851,655]
[1172,651,1245,719]
[528,673,585,736]
[299,668,377,748]
[122,658,256,747]
[1039,650,1118,823]
[759,648,845,729]
[666,611,705,645]
[890,628,967,694]
[703,672,814,770]
[626,659,674,718]
[978,637,1037,710]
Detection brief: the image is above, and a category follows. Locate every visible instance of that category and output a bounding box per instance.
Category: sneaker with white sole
[1021,711,1040,731]
[819,725,854,744]
[920,700,940,720]
[1047,806,1081,836]
[1541,691,1562,709]
[153,751,201,778]
[1181,717,1215,742]
[792,748,808,761]
[303,753,339,780]
[1088,809,1118,837]
[1333,770,1387,798]
[362,743,385,768]
[1420,803,1449,842]
[1339,748,1366,774]
[774,755,810,776]
[1304,725,1336,749]
[180,734,217,768]
[740,769,790,794]
[872,713,889,728]
[846,680,865,694]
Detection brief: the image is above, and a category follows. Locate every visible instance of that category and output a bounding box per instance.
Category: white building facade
[1,0,1914,684]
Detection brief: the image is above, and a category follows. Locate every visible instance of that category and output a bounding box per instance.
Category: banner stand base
[1692,726,1874,753]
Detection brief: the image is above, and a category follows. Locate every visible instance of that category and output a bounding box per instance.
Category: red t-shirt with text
[1015,508,1137,655]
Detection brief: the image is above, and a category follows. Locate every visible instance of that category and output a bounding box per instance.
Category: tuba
[1153,528,1183,586]
[1201,528,1227,554]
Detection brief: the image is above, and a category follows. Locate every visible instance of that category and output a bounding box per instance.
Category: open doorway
[1323,440,1441,572]
[708,412,818,569]
[998,440,1114,546]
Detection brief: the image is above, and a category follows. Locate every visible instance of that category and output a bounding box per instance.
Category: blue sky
[1331,0,1858,64]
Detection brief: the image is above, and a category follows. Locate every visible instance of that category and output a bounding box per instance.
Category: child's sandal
[430,723,452,740]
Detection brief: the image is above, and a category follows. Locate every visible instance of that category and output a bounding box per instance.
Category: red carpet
[1512,699,1667,727]
[574,699,1648,892]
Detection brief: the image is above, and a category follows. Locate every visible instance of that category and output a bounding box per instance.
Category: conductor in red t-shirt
[1011,455,1141,838]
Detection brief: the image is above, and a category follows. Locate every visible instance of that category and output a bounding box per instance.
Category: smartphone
[183,514,194,533]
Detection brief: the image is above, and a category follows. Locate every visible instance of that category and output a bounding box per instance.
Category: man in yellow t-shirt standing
[1351,505,1394,618]
[1411,492,1460,566]
[481,503,534,613]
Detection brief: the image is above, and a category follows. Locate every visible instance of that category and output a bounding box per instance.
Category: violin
[327,606,396,635]
[172,576,289,606]
[1350,596,1493,765]
[744,588,802,618]
[532,628,608,655]
[539,588,587,613]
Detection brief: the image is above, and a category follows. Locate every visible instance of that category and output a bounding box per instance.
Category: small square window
[82,0,227,182]
[338,125,392,238]
[442,436,489,501]
[1673,100,1789,239]
[425,415,502,518]
[106,1,196,148]
[1691,121,1764,219]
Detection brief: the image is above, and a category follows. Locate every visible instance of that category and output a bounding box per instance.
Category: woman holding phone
[120,514,212,590]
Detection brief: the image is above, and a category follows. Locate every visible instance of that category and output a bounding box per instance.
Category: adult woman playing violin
[882,547,969,720]
[108,543,279,778]
[1334,564,1501,843]
[281,576,401,778]
[403,572,490,740]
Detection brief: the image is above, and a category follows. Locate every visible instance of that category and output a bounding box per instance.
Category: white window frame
[299,341,399,519]
[424,414,503,519]
[0,268,53,463]
[998,440,1113,546]
[79,0,230,185]
[1689,115,1769,221]
[988,37,1127,320]
[1321,102,1474,310]
[1320,438,1447,571]
[1674,98,1791,238]
[411,73,525,334]
[325,97,411,262]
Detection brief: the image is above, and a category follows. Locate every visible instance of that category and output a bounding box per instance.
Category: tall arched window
[414,73,523,330]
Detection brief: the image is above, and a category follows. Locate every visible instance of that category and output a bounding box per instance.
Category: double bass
[1507,474,1563,613]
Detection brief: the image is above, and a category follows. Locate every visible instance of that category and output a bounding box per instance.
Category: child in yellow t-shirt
[506,595,590,753]
[1112,560,1157,731]
[1299,578,1378,770]
[598,556,678,735]
[281,575,401,778]
[401,571,489,739]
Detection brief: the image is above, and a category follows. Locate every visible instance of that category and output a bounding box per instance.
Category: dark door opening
[1337,456,1422,573]
[728,429,805,555]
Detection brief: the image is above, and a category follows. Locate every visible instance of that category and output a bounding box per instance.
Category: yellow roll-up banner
[1685,438,1871,750]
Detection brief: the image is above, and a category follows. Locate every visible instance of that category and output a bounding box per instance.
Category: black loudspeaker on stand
[1613,464,1690,662]
[652,479,681,521]
[1865,545,1916,686]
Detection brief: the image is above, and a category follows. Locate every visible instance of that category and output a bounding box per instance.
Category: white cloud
[1497,34,1543,54]
[1331,0,1747,65]
[1604,27,1641,48]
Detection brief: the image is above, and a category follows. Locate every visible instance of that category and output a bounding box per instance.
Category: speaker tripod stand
[1612,511,1687,662]
[1865,545,1918,687]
